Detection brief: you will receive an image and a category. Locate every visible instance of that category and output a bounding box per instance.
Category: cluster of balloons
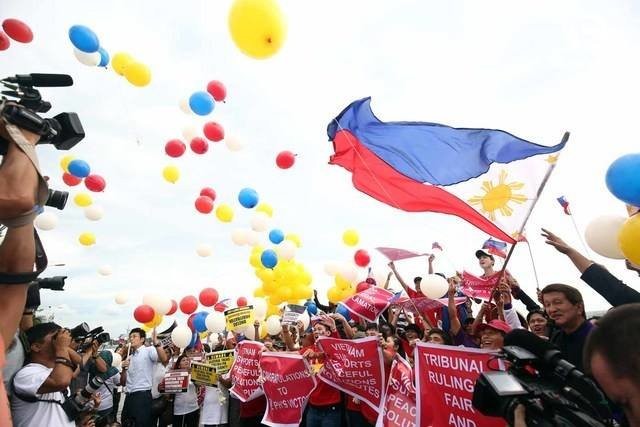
[111,52,151,87]
[228,0,286,60]
[0,18,33,51]
[195,187,217,214]
[60,155,107,192]
[181,80,226,116]
[586,153,640,264]
[68,25,109,68]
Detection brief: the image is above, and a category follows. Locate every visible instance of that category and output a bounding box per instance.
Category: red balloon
[190,137,209,154]
[166,299,178,315]
[195,196,214,214]
[187,313,197,332]
[0,32,10,51]
[2,19,33,43]
[206,80,227,102]
[237,297,248,307]
[199,288,219,307]
[165,139,186,158]
[354,249,371,267]
[200,187,216,201]
[62,172,82,186]
[133,304,155,323]
[276,151,296,169]
[179,295,198,314]
[84,174,106,192]
[356,281,372,293]
[203,122,224,142]
[213,302,226,312]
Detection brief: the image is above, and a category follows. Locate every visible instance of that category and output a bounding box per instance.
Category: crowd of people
[1,110,640,427]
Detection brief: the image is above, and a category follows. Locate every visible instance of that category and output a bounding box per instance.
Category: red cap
[478,319,511,334]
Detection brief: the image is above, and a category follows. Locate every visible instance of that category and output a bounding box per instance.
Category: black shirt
[549,320,594,372]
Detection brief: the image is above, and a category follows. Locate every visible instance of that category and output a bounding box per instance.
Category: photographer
[10,323,76,426]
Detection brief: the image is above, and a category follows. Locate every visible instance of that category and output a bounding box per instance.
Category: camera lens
[45,189,68,210]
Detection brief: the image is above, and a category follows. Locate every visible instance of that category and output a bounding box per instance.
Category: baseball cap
[475,249,495,261]
[478,319,511,335]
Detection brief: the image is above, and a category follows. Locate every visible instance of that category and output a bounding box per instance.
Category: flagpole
[525,240,541,291]
[487,131,570,318]
[569,214,591,257]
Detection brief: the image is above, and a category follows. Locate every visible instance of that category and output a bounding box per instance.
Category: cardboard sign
[159,335,174,350]
[415,343,504,427]
[260,353,317,427]
[342,287,395,322]
[161,369,190,394]
[281,304,306,326]
[229,341,265,402]
[225,305,255,332]
[376,357,416,427]
[316,336,385,412]
[190,362,218,386]
[206,349,235,375]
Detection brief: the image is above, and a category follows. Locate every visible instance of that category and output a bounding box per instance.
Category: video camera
[472,330,614,427]
[24,276,68,312]
[69,322,110,352]
[1,73,86,210]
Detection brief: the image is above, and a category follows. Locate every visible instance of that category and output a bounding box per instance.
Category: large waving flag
[327,98,568,243]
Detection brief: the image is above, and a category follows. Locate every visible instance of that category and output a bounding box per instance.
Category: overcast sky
[2,0,639,334]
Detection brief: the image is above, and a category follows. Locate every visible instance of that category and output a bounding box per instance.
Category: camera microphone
[5,73,73,87]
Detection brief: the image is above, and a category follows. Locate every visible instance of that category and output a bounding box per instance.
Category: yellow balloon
[141,324,151,332]
[162,165,180,183]
[285,233,301,248]
[60,155,75,172]
[253,287,266,298]
[342,229,359,246]
[228,0,287,59]
[74,192,93,207]
[277,286,292,301]
[145,313,163,328]
[249,254,262,268]
[78,232,96,246]
[263,279,277,294]
[335,274,351,291]
[124,62,152,87]
[216,204,234,223]
[266,303,282,317]
[112,52,135,76]
[259,320,268,339]
[256,202,273,217]
[619,214,640,264]
[327,286,341,304]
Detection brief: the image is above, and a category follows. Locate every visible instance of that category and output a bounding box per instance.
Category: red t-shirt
[300,343,341,406]
[240,394,266,418]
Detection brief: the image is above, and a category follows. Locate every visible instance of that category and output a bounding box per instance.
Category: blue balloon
[187,331,198,348]
[606,153,640,207]
[238,188,259,208]
[98,47,110,67]
[304,301,318,315]
[189,91,215,116]
[68,25,100,53]
[336,304,351,321]
[193,312,208,333]
[268,228,285,244]
[261,249,278,269]
[68,159,91,178]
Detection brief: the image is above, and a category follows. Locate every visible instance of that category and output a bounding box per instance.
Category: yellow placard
[190,362,218,386]
[205,350,235,375]
[224,305,254,332]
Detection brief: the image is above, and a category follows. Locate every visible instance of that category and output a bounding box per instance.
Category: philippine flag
[328,98,567,243]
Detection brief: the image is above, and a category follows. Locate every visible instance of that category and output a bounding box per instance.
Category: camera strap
[0,229,48,284]
[11,375,68,405]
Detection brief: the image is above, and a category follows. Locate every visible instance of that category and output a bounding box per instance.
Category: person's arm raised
[447,282,462,336]
[37,330,75,393]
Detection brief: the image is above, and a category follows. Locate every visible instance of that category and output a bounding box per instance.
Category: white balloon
[179,98,192,115]
[98,265,113,276]
[111,352,122,369]
[171,325,193,348]
[205,311,226,333]
[242,323,256,340]
[250,212,270,232]
[196,244,213,257]
[246,230,264,247]
[276,240,296,260]
[84,205,104,221]
[231,228,250,246]
[421,274,449,299]
[182,124,198,142]
[73,48,101,66]
[253,298,268,320]
[266,315,282,336]
[144,295,172,315]
[224,135,244,151]
[115,292,128,305]
[35,212,58,231]
[299,310,310,330]
[338,263,358,283]
[324,261,340,276]
[585,215,627,259]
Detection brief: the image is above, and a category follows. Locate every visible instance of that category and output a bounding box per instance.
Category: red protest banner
[460,271,501,301]
[260,352,317,427]
[229,341,265,402]
[376,356,416,427]
[160,369,190,394]
[316,336,385,412]
[375,247,426,261]
[415,343,504,427]
[343,286,395,322]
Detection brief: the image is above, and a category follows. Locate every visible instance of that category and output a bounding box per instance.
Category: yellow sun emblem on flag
[468,170,527,221]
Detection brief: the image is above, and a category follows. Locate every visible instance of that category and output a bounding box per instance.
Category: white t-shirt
[151,363,167,399]
[200,385,229,424]
[173,382,199,416]
[95,373,121,411]
[10,363,75,427]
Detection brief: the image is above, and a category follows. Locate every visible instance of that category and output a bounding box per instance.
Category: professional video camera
[1,73,85,210]
[472,330,614,427]
[24,275,68,312]
[69,322,110,352]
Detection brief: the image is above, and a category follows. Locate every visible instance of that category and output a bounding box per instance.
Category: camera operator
[69,336,107,393]
[120,327,168,427]
[10,323,76,426]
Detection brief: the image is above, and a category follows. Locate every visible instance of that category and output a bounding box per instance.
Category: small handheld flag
[482,238,508,258]
[431,242,443,251]
[556,196,571,215]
